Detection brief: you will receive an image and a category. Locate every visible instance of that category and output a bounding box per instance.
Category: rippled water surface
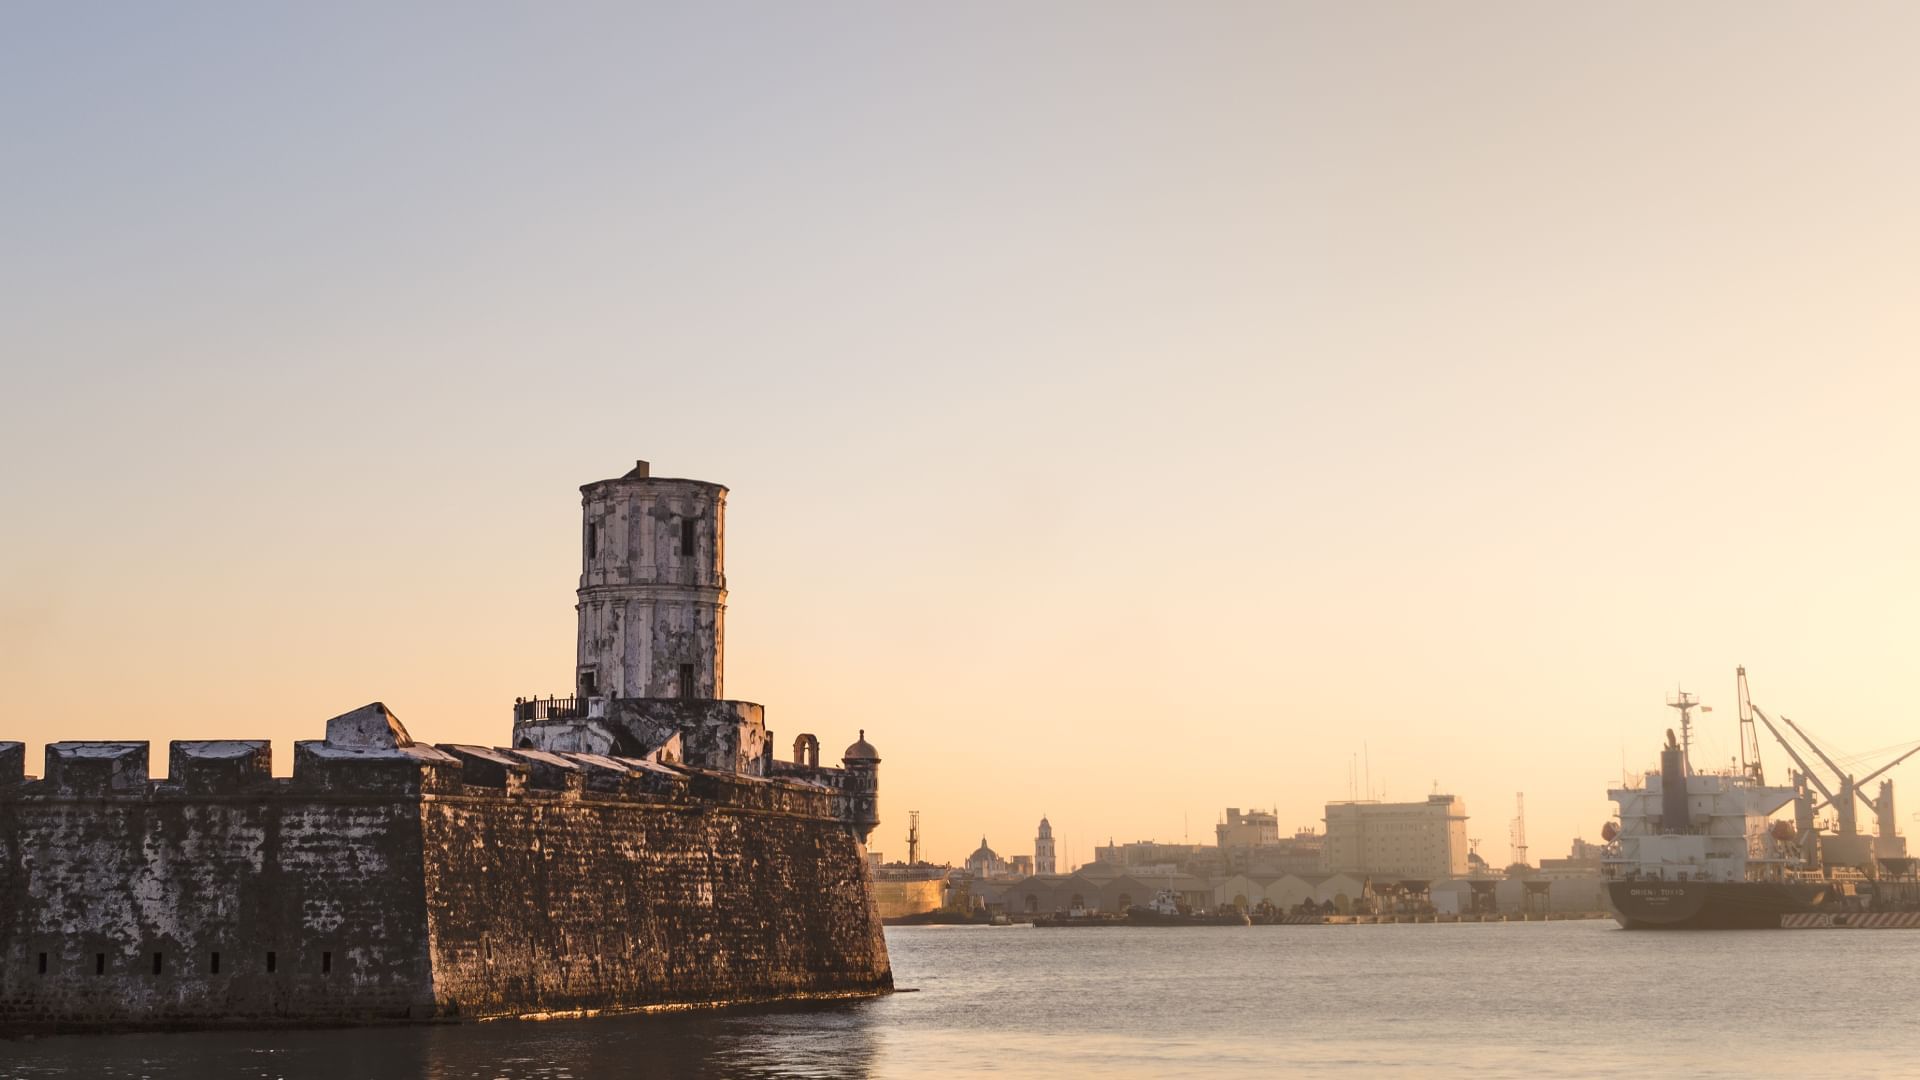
[6,922,1918,1078]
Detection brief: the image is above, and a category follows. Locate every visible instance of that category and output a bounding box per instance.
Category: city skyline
[7,4,1920,867]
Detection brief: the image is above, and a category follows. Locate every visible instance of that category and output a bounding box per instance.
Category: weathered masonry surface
[0,707,890,1033]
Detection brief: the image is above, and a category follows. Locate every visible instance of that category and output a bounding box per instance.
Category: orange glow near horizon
[4,4,1920,866]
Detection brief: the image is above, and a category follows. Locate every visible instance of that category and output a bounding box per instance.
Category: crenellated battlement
[0,704,859,825]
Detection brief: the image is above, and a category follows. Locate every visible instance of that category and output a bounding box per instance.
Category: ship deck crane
[1779,713,1861,834]
[1743,668,1920,851]
[1736,666,1765,785]
[1748,702,1838,804]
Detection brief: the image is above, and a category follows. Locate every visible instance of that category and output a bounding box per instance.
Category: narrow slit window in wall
[152,952,162,976]
[267,951,277,974]
[679,663,696,699]
[37,953,47,976]
[680,518,695,558]
[94,954,105,976]
[322,951,333,975]
[210,952,220,974]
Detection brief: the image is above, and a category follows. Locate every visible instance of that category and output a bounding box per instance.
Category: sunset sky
[5,4,1919,866]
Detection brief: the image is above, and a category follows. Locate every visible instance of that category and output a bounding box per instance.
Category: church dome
[970,837,998,863]
[843,730,880,763]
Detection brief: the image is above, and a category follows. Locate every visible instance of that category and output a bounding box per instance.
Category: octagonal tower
[576,460,727,701]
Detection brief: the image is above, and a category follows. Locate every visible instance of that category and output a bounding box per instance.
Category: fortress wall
[0,758,435,1031]
[419,783,891,1019]
[0,740,889,1032]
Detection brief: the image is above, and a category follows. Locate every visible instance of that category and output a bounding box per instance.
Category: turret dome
[843,730,879,763]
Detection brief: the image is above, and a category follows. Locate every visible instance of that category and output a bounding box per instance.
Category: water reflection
[12,924,1920,1079]
[2,999,882,1080]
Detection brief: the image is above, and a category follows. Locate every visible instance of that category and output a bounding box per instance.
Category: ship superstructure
[1603,692,1801,884]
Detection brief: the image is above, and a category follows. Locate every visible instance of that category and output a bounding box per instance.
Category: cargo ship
[1603,669,1920,929]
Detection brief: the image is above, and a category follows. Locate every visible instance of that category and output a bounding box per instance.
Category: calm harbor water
[5,921,1917,1078]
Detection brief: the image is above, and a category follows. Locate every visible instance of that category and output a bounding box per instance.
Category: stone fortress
[0,461,891,1033]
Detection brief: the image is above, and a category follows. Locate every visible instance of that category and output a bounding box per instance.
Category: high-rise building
[1322,795,1469,880]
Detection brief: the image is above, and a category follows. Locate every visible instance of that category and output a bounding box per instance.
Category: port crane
[1737,666,1920,858]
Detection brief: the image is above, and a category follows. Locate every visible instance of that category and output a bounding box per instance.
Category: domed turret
[840,729,880,844]
[844,730,879,764]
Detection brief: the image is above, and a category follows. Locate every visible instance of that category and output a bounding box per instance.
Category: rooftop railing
[513,695,582,723]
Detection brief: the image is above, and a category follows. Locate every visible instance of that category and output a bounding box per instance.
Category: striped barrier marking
[1780,911,1920,929]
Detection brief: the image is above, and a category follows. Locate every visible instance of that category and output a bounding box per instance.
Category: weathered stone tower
[513,460,879,845]
[1035,816,1057,875]
[576,460,727,701]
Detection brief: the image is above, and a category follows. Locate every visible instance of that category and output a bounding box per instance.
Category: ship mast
[1666,688,1700,775]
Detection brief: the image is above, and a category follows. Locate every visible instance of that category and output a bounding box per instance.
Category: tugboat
[1603,670,1920,929]
[1126,890,1252,927]
[1031,904,1125,928]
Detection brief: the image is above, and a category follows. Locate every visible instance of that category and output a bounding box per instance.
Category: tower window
[210,952,220,974]
[267,951,277,974]
[680,518,695,559]
[679,663,696,699]
[95,953,105,976]
[322,951,333,975]
[152,952,163,975]
[587,523,599,558]
[37,952,47,976]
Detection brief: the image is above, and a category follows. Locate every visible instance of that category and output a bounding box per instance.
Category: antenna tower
[1509,792,1528,868]
[906,810,921,866]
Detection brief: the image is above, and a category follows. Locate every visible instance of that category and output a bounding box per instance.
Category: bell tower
[576,460,728,701]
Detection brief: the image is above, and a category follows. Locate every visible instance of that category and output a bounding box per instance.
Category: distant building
[1537,837,1605,880]
[979,868,1213,916]
[966,837,1004,879]
[1216,809,1322,874]
[1035,817,1057,875]
[1093,839,1213,873]
[1237,829,1324,876]
[1008,854,1033,877]
[1322,794,1469,880]
[1217,808,1281,849]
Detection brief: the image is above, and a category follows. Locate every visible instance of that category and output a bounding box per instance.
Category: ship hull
[1606,880,1835,929]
